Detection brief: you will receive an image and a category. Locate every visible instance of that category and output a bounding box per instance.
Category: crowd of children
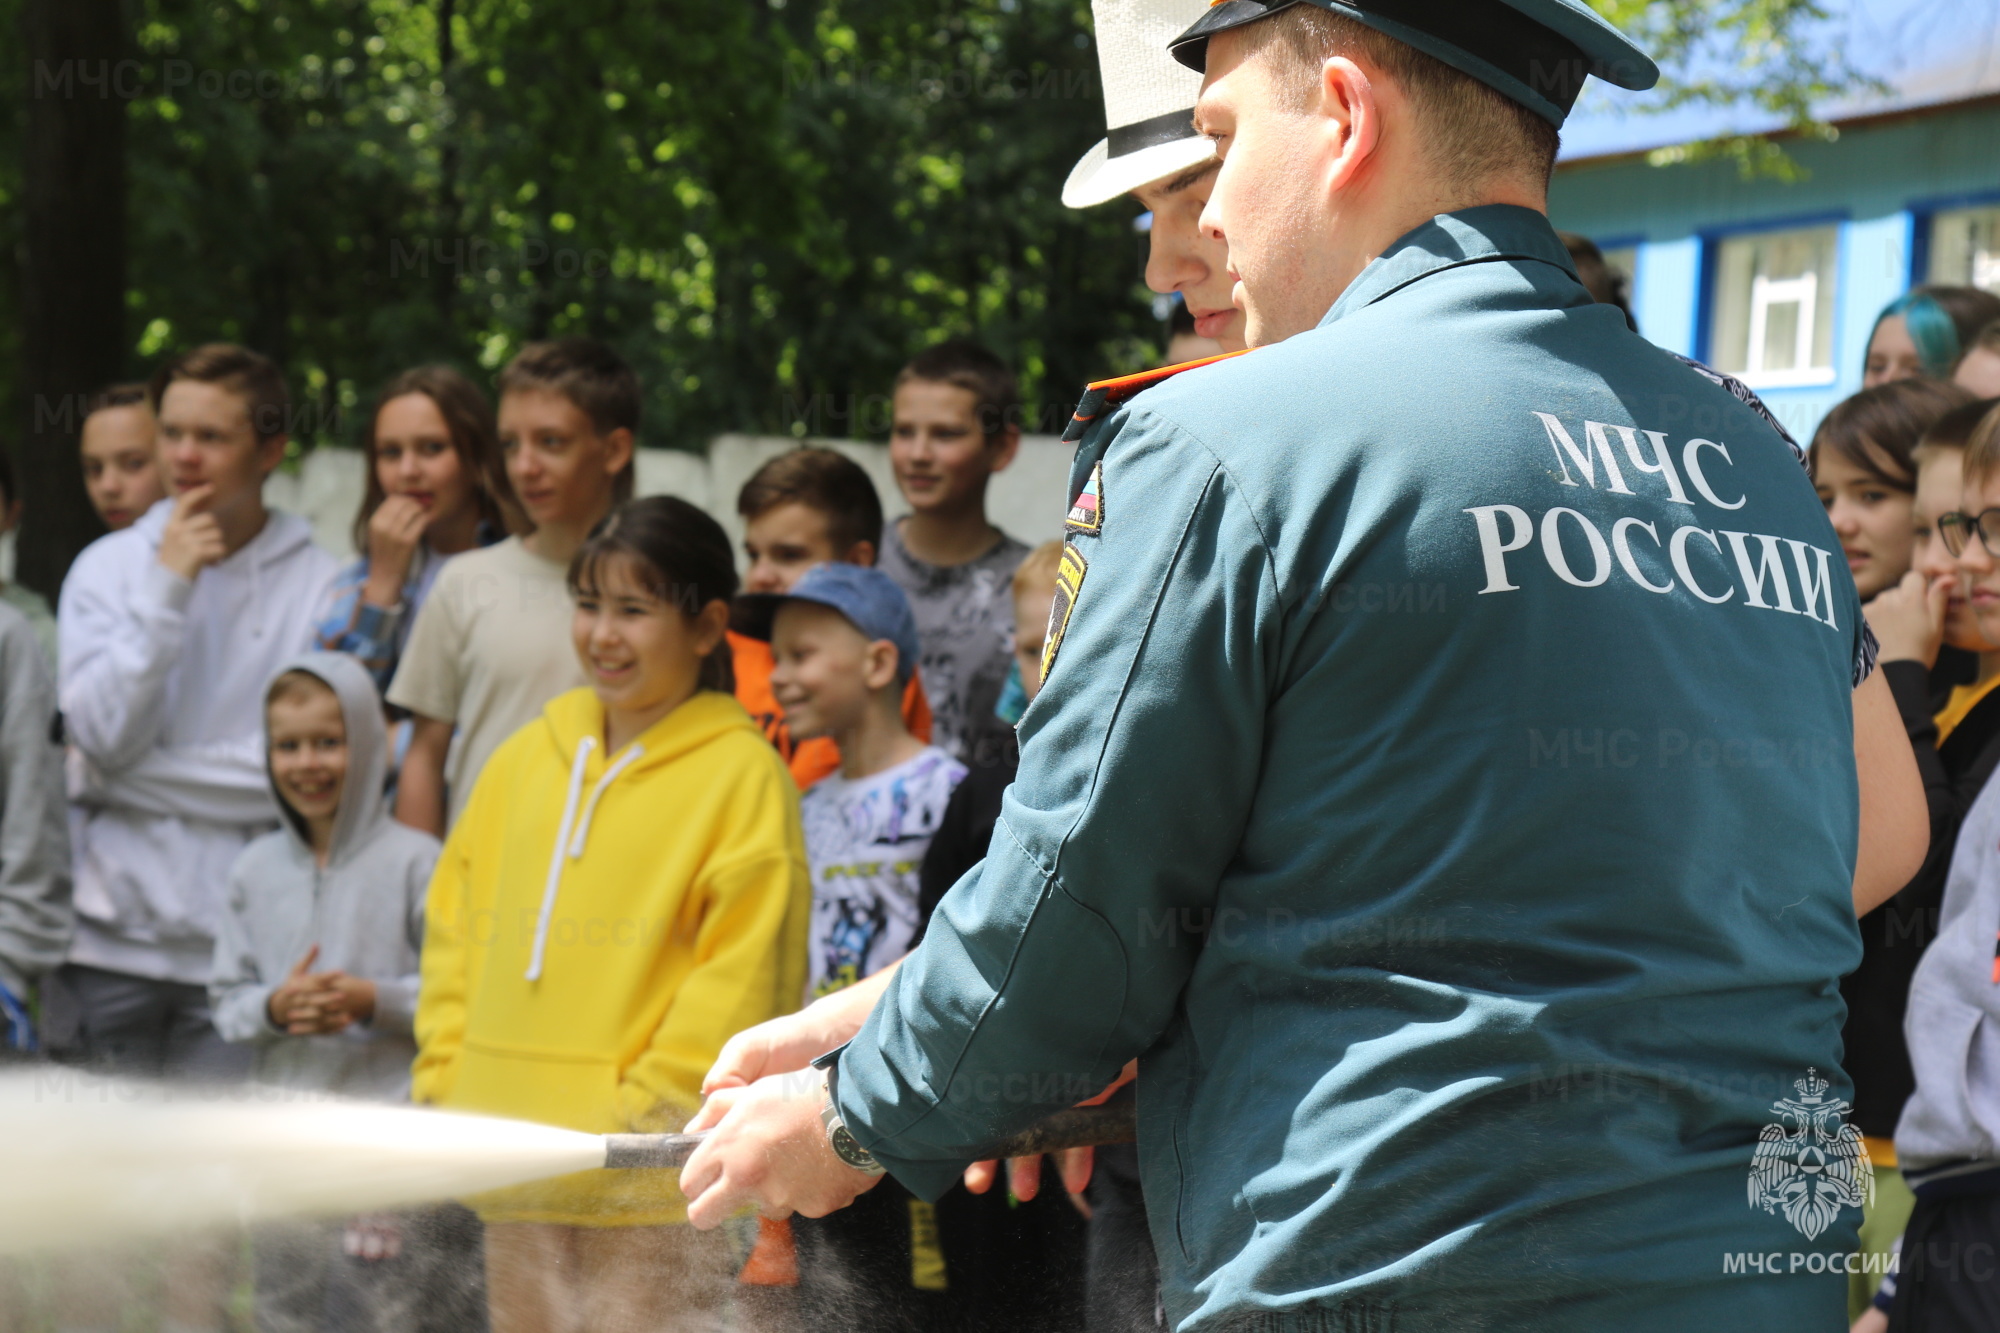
[0,325,1085,1332]
[1791,282,2000,1333]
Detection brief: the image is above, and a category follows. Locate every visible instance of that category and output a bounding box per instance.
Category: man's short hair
[1244,7,1561,193]
[737,448,885,556]
[894,340,1020,442]
[497,338,640,500]
[86,382,151,420]
[149,344,290,442]
[1973,318,2000,359]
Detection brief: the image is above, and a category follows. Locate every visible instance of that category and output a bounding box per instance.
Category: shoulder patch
[1062,348,1252,444]
[1041,543,1089,685]
[1065,462,1105,536]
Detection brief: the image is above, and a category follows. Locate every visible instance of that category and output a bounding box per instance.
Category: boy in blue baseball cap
[736,562,971,1320]
[740,562,966,997]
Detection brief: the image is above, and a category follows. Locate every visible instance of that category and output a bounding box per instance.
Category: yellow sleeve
[411,823,469,1105]
[411,740,506,1104]
[616,763,810,1130]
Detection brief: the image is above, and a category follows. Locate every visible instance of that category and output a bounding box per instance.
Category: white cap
[1062,0,1218,209]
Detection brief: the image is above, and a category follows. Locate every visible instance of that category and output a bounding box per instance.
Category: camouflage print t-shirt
[878,521,1029,771]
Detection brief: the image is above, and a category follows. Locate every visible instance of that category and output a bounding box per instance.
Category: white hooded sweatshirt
[210,652,436,1100]
[58,498,340,985]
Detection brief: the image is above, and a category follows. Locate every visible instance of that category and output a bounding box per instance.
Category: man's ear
[1317,55,1381,194]
[842,539,878,567]
[602,426,637,481]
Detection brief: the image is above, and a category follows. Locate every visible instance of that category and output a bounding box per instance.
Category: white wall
[265,435,1075,564]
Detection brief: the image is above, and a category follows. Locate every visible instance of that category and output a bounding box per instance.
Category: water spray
[0,1071,1135,1256]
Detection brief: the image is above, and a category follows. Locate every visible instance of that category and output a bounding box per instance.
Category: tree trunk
[17,0,128,598]
[435,0,460,334]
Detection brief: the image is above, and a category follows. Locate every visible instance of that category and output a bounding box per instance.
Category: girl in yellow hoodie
[413,496,809,1333]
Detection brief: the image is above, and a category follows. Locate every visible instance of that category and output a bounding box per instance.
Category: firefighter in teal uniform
[682,3,1930,1329]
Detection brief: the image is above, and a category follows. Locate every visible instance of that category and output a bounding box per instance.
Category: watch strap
[813,1048,885,1176]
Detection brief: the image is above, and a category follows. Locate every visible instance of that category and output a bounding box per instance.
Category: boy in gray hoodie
[1890,763,2000,1330]
[210,651,438,1330]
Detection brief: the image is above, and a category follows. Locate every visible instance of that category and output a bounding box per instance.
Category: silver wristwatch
[813,1054,886,1176]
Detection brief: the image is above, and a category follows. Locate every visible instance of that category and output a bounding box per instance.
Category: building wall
[1548,99,2000,441]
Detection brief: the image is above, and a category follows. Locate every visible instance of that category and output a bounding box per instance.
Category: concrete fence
[263,434,1077,565]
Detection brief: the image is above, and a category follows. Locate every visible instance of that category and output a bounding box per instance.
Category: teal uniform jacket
[835,206,1868,1331]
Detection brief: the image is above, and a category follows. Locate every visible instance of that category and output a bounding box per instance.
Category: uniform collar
[1320,204,1575,328]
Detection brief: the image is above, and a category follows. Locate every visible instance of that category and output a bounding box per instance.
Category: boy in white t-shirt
[740,562,965,998]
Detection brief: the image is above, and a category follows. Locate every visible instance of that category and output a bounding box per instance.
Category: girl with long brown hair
[316,365,523,692]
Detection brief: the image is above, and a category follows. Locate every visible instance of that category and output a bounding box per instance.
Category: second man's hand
[959,1058,1136,1200]
[679,1069,884,1230]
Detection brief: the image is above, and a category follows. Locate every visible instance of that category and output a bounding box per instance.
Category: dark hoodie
[209,652,439,1099]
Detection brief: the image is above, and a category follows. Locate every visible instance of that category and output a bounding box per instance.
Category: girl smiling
[412,496,808,1333]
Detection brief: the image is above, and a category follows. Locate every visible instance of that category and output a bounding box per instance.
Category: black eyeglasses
[1937,508,2000,559]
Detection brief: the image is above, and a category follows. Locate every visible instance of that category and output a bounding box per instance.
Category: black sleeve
[912,761,1014,945]
[1883,658,1951,850]
[1845,658,1955,1135]
[1941,688,2000,821]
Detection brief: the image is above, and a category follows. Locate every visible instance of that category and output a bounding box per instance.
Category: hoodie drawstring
[569,745,644,857]
[526,737,595,981]
[525,738,645,981]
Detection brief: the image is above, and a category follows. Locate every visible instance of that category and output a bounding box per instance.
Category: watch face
[829,1123,881,1173]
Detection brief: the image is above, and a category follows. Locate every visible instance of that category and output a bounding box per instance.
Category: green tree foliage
[0,0,1868,460]
[1590,0,1878,177]
[81,0,1154,452]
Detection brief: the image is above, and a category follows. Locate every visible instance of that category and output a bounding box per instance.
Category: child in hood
[413,495,810,1333]
[210,652,433,1092]
[210,651,442,1330]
